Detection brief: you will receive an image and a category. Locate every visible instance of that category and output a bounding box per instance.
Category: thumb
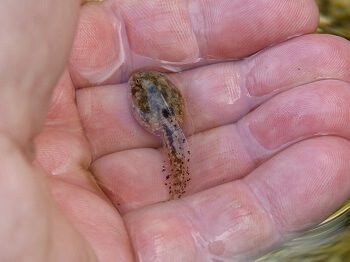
[0,1,96,261]
[0,0,79,148]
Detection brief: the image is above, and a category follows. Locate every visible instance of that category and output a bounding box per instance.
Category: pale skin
[2,0,350,261]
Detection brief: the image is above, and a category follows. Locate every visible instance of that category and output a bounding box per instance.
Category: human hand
[3,0,350,261]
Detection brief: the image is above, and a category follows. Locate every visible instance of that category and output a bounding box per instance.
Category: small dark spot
[182,139,185,143]
[166,175,170,179]
[162,108,170,118]
[187,150,191,154]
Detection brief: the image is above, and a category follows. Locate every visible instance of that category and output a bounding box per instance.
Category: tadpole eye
[162,108,170,118]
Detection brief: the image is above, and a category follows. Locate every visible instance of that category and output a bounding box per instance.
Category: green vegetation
[317,0,350,40]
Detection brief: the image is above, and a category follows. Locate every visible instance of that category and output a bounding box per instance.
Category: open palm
[3,1,350,261]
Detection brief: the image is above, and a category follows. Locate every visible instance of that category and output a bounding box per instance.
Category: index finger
[70,0,319,87]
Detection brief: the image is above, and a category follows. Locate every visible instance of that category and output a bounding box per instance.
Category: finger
[0,0,79,148]
[49,178,134,261]
[34,72,134,261]
[34,71,95,190]
[92,79,350,212]
[124,137,350,261]
[77,34,350,159]
[70,0,319,87]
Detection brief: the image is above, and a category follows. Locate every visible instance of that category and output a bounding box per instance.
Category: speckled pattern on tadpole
[129,71,190,199]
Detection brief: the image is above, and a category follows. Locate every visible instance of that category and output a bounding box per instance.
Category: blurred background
[317,0,350,40]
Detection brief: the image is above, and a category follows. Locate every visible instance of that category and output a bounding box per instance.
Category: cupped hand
[2,0,350,261]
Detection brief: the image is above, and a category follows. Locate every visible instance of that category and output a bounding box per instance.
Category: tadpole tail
[161,119,191,200]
